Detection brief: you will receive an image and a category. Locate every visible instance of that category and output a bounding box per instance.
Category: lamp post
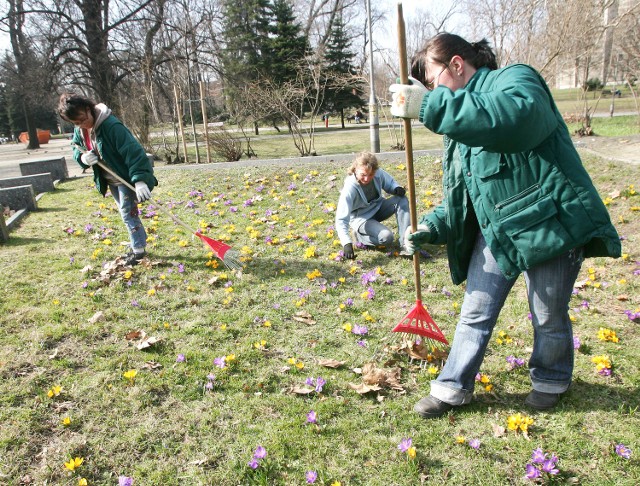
[366,0,380,153]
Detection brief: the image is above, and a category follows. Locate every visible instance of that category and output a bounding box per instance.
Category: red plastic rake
[91,157,242,270]
[392,3,448,350]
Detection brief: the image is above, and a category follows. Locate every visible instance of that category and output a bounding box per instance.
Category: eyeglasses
[425,64,449,91]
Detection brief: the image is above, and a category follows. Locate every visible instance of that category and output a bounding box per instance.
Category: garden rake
[76,146,242,270]
[391,3,448,355]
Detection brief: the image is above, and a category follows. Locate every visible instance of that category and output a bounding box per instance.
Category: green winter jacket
[72,109,157,196]
[417,64,621,285]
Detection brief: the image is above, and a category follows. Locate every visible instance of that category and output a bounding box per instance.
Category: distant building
[552,0,639,89]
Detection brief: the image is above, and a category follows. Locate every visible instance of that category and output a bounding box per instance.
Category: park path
[1,132,638,181]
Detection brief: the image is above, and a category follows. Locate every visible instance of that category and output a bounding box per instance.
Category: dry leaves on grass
[125,330,162,350]
[349,362,404,394]
[292,311,316,325]
[317,358,346,368]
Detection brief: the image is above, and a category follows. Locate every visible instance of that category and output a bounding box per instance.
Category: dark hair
[411,33,498,85]
[58,93,97,122]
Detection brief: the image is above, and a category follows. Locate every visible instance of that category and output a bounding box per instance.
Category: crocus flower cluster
[597,327,619,343]
[591,355,612,376]
[525,448,559,480]
[506,355,525,370]
[398,437,417,459]
[507,413,534,434]
[305,376,326,393]
[248,445,267,469]
[615,443,632,459]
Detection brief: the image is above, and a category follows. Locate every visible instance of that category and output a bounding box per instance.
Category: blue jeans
[109,183,147,252]
[355,196,410,247]
[430,233,584,405]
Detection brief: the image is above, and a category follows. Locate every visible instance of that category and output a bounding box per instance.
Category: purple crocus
[352,324,368,336]
[118,477,133,486]
[615,443,632,459]
[314,377,326,393]
[253,446,267,460]
[541,458,559,475]
[468,439,480,450]
[398,437,412,453]
[306,410,317,424]
[531,448,547,464]
[573,336,581,349]
[524,464,541,479]
[248,459,259,469]
[214,357,226,368]
[176,353,185,363]
[305,470,317,483]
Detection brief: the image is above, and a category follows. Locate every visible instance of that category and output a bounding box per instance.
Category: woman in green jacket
[58,93,157,266]
[390,33,620,418]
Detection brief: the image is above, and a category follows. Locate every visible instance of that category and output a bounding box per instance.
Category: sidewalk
[1,133,638,181]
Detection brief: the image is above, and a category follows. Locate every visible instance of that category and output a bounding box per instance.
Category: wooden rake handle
[397,3,423,302]
[94,160,199,236]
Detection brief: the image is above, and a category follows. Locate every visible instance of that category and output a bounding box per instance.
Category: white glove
[135,181,151,202]
[403,224,430,255]
[81,151,99,166]
[389,76,428,119]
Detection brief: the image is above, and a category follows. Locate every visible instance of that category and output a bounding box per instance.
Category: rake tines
[195,232,243,270]
[392,299,449,351]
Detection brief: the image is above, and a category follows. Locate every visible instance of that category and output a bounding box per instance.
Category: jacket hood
[93,103,112,132]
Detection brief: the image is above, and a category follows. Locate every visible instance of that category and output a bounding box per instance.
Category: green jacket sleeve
[421,65,559,154]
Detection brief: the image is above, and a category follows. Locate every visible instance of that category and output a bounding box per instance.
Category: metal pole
[366,0,380,153]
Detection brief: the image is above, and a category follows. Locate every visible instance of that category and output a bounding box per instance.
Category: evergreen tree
[323,13,364,128]
[266,0,309,83]
[220,0,271,100]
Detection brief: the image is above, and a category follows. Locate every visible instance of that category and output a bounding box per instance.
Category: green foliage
[584,78,604,92]
[323,13,365,121]
[0,152,639,484]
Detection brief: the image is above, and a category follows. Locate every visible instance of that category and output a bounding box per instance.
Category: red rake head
[195,232,231,259]
[393,300,449,346]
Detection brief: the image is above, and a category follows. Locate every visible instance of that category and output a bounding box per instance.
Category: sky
[0,1,459,60]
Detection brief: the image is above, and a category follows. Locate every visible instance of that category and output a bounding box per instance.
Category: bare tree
[6,0,40,148]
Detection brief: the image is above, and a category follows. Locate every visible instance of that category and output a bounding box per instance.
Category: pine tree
[323,13,364,127]
[266,0,309,83]
[220,0,271,100]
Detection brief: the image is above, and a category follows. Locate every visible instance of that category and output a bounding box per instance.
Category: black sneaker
[524,390,562,411]
[414,395,455,419]
[123,251,146,266]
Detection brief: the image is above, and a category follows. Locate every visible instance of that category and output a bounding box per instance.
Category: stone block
[0,185,37,211]
[20,157,68,181]
[0,211,8,243]
[0,173,55,195]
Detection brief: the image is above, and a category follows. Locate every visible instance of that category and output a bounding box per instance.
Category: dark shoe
[414,395,454,419]
[123,251,146,266]
[525,390,562,411]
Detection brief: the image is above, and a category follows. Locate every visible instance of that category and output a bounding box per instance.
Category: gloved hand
[343,243,355,260]
[403,224,430,255]
[393,186,406,197]
[389,76,428,119]
[81,151,99,166]
[135,181,151,202]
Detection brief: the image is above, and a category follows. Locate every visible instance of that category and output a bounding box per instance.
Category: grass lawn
[0,150,639,485]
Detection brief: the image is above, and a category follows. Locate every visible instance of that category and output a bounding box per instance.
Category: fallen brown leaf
[292,311,316,325]
[125,330,144,341]
[88,311,105,324]
[317,358,345,368]
[348,382,383,394]
[492,423,506,437]
[136,335,161,350]
[290,385,314,395]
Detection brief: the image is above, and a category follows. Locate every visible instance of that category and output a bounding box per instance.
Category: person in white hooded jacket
[58,93,157,266]
[335,152,411,259]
